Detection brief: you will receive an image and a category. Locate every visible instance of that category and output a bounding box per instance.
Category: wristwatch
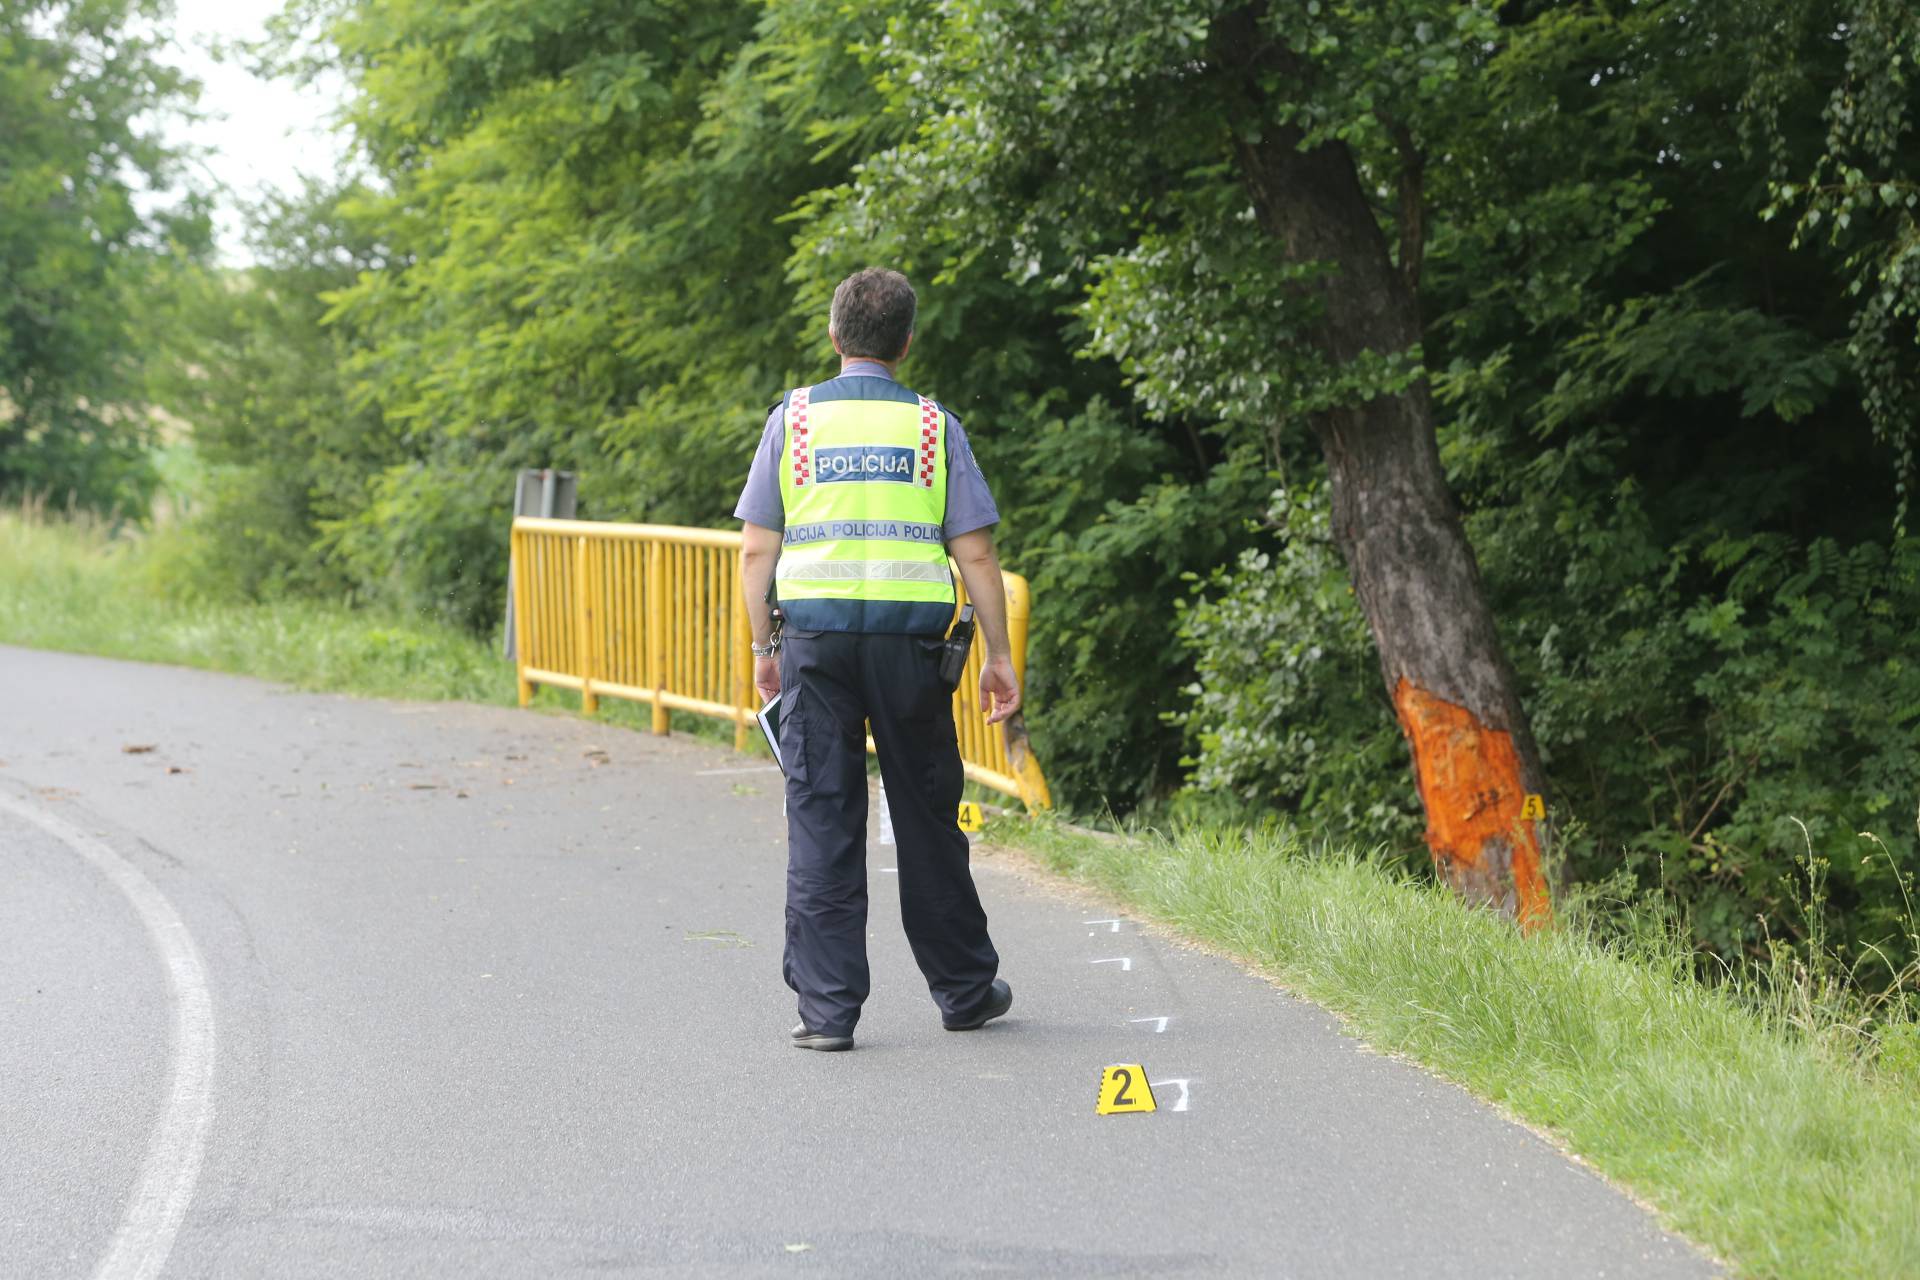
[751,641,777,658]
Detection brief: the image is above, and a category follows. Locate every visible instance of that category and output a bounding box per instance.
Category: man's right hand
[979,653,1021,725]
[755,655,781,703]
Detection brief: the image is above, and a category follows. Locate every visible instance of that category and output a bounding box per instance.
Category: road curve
[0,644,1720,1278]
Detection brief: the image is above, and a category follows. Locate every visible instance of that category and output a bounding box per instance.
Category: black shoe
[791,1022,853,1051]
[943,979,1013,1031]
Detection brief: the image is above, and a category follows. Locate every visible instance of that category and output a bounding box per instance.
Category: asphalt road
[0,644,1721,1278]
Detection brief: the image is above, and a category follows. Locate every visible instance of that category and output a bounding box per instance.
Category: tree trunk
[1230,73,1552,929]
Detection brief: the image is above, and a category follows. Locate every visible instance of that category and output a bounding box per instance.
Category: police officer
[735,266,1020,1052]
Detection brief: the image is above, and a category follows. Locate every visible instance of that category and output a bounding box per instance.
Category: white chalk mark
[1083,918,1122,932]
[1130,1016,1170,1033]
[1090,957,1133,971]
[1157,1078,1192,1112]
[693,765,782,776]
[877,779,895,846]
[0,792,216,1280]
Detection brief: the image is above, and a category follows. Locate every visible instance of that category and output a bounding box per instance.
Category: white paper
[756,692,785,774]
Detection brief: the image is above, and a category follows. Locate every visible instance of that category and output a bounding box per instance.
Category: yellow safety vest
[776,375,954,634]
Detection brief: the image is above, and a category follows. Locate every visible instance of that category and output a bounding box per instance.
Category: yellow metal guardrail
[510,517,1052,810]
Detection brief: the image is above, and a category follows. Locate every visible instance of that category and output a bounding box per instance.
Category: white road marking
[1090,957,1132,971]
[1157,1078,1193,1112]
[1130,1017,1170,1033]
[878,868,899,875]
[693,765,782,776]
[877,780,895,846]
[0,792,216,1280]
[1084,918,1122,933]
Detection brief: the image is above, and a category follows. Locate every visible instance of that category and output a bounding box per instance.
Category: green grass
[0,510,513,702]
[994,816,1920,1279]
[0,510,750,751]
[12,509,1919,1276]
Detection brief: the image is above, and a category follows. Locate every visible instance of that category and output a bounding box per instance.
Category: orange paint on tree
[1391,678,1552,931]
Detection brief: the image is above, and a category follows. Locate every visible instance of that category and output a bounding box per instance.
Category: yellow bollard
[731,551,752,752]
[511,526,533,708]
[575,535,598,715]
[646,540,669,735]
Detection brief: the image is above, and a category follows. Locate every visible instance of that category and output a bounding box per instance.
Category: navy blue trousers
[778,629,999,1036]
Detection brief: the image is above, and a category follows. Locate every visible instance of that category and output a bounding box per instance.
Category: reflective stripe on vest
[788,385,813,487]
[776,559,954,583]
[777,379,954,634]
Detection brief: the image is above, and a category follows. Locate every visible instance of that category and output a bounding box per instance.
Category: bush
[1178,469,1920,968]
[322,461,511,634]
[1174,485,1421,845]
[1485,472,1920,963]
[1002,398,1271,813]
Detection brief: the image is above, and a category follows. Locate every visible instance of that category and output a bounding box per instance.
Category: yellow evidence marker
[1520,793,1546,821]
[957,802,985,832]
[1096,1064,1157,1115]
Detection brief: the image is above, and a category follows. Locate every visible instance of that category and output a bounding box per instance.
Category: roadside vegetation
[0,505,757,746]
[994,816,1920,1280]
[0,504,508,704]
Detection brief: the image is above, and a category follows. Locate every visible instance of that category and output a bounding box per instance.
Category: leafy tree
[1175,0,1920,961]
[804,0,1558,921]
[146,179,394,603]
[300,0,840,625]
[1746,0,1920,519]
[0,0,210,509]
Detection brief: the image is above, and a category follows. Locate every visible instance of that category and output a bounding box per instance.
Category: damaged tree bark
[1222,13,1552,928]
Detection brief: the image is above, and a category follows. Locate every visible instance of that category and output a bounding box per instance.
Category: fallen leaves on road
[121,744,157,754]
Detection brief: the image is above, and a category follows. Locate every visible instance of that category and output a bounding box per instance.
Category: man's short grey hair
[829,267,917,361]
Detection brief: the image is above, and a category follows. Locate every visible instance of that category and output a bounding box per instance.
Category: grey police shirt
[732,362,1000,539]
